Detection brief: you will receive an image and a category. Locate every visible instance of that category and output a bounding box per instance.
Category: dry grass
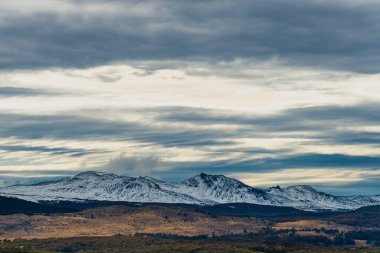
[7,235,380,253]
[273,219,354,232]
[0,205,267,240]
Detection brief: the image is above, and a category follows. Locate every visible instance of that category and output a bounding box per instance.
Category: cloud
[1,103,380,193]
[0,170,75,187]
[2,103,380,160]
[0,144,102,157]
[150,153,380,191]
[168,153,380,174]
[154,103,380,145]
[240,153,380,170]
[95,73,122,83]
[321,178,380,195]
[156,103,380,126]
[0,87,56,97]
[1,0,380,73]
[0,112,238,148]
[1,1,379,195]
[232,168,380,195]
[234,168,380,186]
[101,154,168,176]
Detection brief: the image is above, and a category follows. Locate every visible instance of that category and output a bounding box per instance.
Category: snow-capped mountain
[0,171,203,204]
[164,173,284,205]
[266,185,379,211]
[0,171,379,211]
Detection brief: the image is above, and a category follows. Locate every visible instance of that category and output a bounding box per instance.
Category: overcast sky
[1,0,380,195]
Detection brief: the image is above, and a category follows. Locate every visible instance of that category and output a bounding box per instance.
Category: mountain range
[0,171,379,211]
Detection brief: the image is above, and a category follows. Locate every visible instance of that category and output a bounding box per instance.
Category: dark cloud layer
[0,170,75,187]
[156,103,380,146]
[0,145,101,157]
[157,104,380,126]
[2,102,380,173]
[0,113,238,149]
[102,154,167,176]
[2,103,380,154]
[1,0,380,73]
[0,87,55,97]
[157,153,380,179]
[1,101,379,195]
[151,154,380,195]
[318,178,380,195]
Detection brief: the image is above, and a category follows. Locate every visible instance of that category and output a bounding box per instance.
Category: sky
[0,0,380,195]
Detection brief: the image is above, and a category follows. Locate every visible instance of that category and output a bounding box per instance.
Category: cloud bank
[1,1,380,195]
[1,0,380,73]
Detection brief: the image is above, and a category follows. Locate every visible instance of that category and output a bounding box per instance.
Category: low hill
[41,200,308,217]
[353,204,380,214]
[329,205,380,227]
[0,196,71,215]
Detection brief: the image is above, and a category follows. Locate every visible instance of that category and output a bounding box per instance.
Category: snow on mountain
[265,185,377,211]
[345,195,380,207]
[0,171,378,211]
[175,173,283,205]
[0,171,203,204]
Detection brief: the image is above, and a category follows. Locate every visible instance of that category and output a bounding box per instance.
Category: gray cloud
[102,154,167,176]
[0,144,102,157]
[2,102,380,194]
[2,102,380,155]
[156,103,380,127]
[94,72,122,83]
[0,170,76,187]
[156,153,380,182]
[231,153,380,171]
[1,0,380,73]
[316,178,380,195]
[0,87,56,97]
[155,103,380,146]
[0,113,238,149]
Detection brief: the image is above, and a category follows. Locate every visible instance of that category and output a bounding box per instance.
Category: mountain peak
[139,176,166,184]
[189,173,228,181]
[183,173,230,187]
[268,185,282,191]
[178,173,270,204]
[196,173,225,179]
[73,171,118,179]
[286,185,317,192]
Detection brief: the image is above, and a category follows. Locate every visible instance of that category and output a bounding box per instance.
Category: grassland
[0,205,267,240]
[1,205,379,252]
[2,235,380,253]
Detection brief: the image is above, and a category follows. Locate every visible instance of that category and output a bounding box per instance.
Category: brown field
[5,235,380,253]
[1,204,379,251]
[0,205,268,240]
[273,219,354,232]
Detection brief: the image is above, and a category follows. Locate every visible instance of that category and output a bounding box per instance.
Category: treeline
[0,242,38,253]
[4,235,380,253]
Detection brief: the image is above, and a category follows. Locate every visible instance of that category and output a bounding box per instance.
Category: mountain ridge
[0,171,379,211]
